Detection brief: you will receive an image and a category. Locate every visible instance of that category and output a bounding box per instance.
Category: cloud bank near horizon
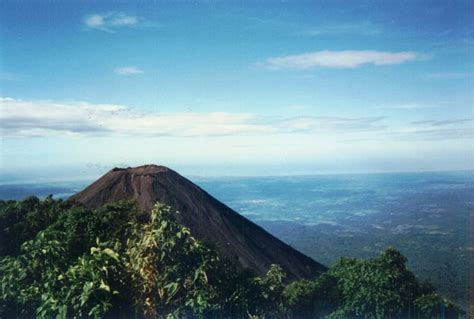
[0,98,385,138]
[1,98,471,142]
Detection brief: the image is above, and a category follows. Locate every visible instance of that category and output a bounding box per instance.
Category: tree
[327,247,462,318]
[283,273,340,318]
[0,195,72,256]
[125,203,228,317]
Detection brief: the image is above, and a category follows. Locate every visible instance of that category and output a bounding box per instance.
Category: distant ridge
[70,164,326,279]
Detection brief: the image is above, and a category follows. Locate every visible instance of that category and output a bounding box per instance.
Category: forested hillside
[0,197,462,318]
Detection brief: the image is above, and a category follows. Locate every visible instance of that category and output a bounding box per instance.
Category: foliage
[282,273,341,318]
[328,247,462,318]
[0,195,72,256]
[48,201,138,258]
[0,198,136,318]
[414,292,460,319]
[125,203,228,317]
[244,264,287,317]
[0,231,127,318]
[0,197,464,318]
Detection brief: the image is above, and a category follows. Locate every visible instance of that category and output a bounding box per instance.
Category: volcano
[70,164,326,279]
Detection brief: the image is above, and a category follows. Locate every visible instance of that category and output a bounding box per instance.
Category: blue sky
[0,0,473,178]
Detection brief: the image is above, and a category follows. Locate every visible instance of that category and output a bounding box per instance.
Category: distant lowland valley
[1,170,472,307]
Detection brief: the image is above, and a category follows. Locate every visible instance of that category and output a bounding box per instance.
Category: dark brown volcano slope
[70,165,326,279]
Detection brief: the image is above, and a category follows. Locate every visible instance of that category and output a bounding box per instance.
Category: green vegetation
[0,197,462,318]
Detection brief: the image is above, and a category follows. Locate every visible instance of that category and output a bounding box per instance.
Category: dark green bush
[0,195,72,256]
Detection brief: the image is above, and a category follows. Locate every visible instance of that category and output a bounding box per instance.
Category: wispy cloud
[114,66,144,76]
[270,116,386,134]
[411,119,473,127]
[375,103,435,110]
[237,15,383,38]
[391,127,474,141]
[0,72,21,81]
[299,22,383,37]
[389,118,474,141]
[0,97,386,138]
[421,72,473,80]
[83,12,143,32]
[259,50,421,70]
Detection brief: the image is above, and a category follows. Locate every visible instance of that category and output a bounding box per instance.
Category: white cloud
[114,66,144,76]
[0,98,385,138]
[83,12,140,32]
[2,98,470,142]
[260,50,420,70]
